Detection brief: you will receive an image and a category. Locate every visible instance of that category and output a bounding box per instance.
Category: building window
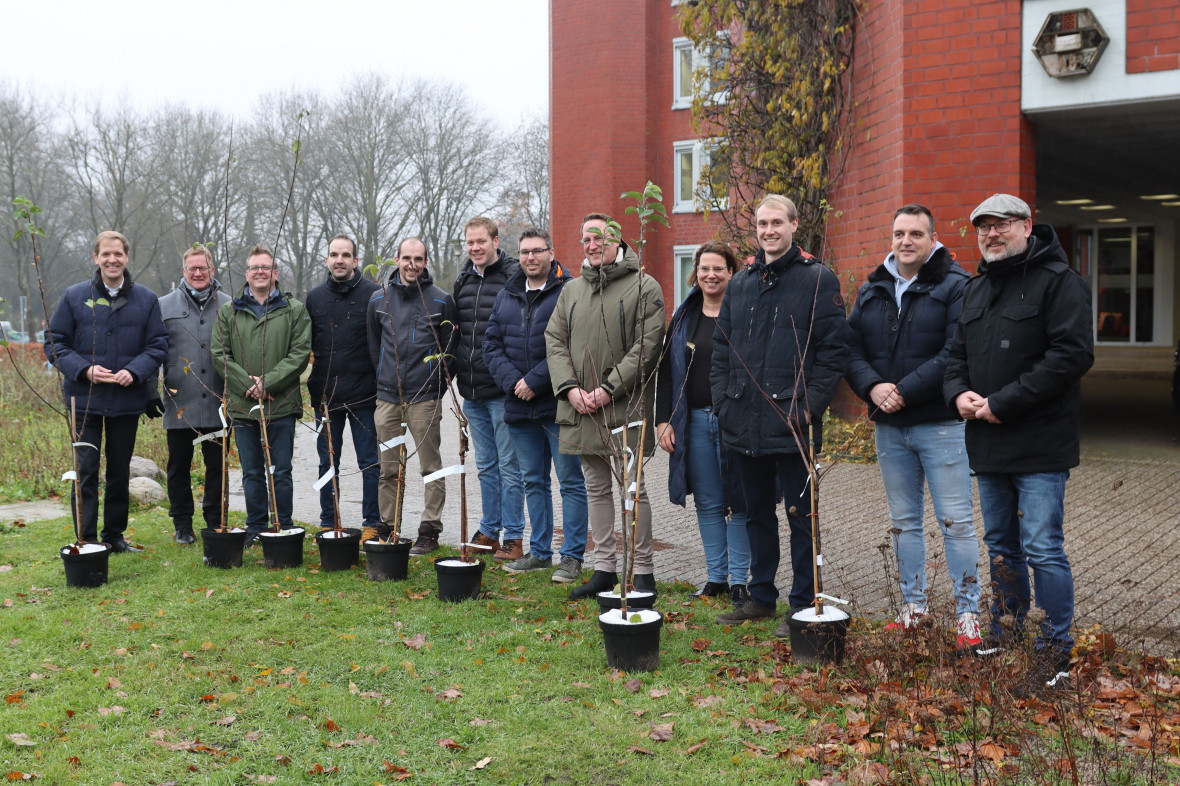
[672,34,730,110]
[673,245,699,305]
[1074,225,1159,344]
[672,139,727,214]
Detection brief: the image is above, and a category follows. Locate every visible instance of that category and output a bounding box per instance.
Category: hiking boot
[1014,651,1072,699]
[633,572,657,596]
[503,553,552,574]
[551,556,583,584]
[692,581,729,598]
[730,584,750,605]
[493,538,523,563]
[174,520,195,545]
[470,530,499,554]
[884,602,928,632]
[408,523,440,556]
[716,600,777,625]
[955,612,983,650]
[569,570,617,600]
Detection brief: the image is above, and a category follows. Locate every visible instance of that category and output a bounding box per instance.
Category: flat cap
[970,193,1032,225]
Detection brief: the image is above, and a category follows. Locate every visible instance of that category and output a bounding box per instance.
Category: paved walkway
[6,382,1176,655]
[219,389,1179,656]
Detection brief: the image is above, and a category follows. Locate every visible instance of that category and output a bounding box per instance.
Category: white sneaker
[955,611,983,650]
[884,602,928,632]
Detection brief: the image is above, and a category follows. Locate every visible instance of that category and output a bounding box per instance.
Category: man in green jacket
[212,246,311,544]
[545,213,665,600]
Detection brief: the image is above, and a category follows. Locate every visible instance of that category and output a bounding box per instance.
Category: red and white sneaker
[884,602,927,632]
[955,612,983,650]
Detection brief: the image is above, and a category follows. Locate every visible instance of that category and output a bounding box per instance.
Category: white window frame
[673,244,700,305]
[672,33,730,110]
[672,139,727,214]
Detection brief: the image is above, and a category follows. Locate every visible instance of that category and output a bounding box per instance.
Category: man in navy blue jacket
[45,231,168,552]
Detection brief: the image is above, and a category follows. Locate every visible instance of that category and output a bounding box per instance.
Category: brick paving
[224,398,1180,656]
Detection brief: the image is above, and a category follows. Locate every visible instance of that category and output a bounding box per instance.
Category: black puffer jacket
[711,245,851,457]
[943,224,1093,473]
[846,245,968,425]
[483,262,571,423]
[452,250,520,399]
[306,269,380,411]
[366,267,457,405]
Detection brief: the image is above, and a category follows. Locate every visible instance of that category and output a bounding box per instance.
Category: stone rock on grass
[128,477,165,507]
[128,456,161,480]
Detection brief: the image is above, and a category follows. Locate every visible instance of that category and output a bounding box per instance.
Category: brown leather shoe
[470,530,499,555]
[492,538,523,563]
[408,523,440,556]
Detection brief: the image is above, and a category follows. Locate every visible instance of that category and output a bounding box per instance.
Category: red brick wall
[828,0,1034,287]
[1127,0,1180,73]
[550,1,722,310]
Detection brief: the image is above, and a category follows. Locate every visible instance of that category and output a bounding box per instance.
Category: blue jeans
[976,471,1074,652]
[233,415,296,534]
[875,420,980,615]
[686,408,750,585]
[464,396,525,540]
[315,407,381,528]
[507,419,588,561]
[737,452,812,609]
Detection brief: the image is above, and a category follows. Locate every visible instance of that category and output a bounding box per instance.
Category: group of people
[45,191,1092,693]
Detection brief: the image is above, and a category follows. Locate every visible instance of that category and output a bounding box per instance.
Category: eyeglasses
[519,247,551,258]
[976,219,1023,236]
[184,265,211,273]
[245,265,276,273]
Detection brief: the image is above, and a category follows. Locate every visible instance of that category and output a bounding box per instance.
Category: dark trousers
[737,452,812,610]
[72,412,139,543]
[314,407,381,528]
[166,427,226,530]
[233,416,296,534]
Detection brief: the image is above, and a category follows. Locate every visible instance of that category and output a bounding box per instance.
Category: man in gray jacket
[156,246,232,543]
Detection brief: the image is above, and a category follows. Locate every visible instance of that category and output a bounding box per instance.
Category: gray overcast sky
[3,0,549,128]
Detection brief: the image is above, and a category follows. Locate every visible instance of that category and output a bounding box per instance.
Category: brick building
[550,0,1180,376]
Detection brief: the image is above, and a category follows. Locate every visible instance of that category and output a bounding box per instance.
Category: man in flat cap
[944,194,1093,695]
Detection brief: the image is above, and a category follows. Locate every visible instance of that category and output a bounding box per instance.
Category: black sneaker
[729,584,750,605]
[569,570,617,600]
[716,600,777,625]
[692,581,729,598]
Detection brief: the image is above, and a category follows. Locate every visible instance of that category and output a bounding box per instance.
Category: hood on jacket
[579,242,639,287]
[504,259,570,294]
[869,244,955,285]
[325,267,367,294]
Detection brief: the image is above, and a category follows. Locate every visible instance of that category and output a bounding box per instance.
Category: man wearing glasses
[945,194,1093,694]
[212,246,311,545]
[545,213,665,600]
[484,229,588,582]
[156,246,232,543]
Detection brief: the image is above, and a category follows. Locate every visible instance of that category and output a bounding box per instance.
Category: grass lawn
[3,510,1178,785]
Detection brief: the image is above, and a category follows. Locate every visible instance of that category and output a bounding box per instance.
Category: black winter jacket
[943,224,1093,473]
[483,262,572,424]
[711,245,850,457]
[306,269,380,411]
[45,269,168,417]
[452,250,520,400]
[366,268,457,405]
[846,246,968,425]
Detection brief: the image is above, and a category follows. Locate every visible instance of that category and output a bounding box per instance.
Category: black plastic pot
[201,528,247,569]
[599,608,663,672]
[60,543,112,588]
[786,607,850,666]
[363,538,412,581]
[259,528,305,569]
[315,528,361,572]
[434,557,484,602]
[596,590,657,614]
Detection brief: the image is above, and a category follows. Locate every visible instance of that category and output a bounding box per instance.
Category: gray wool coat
[158,281,232,430]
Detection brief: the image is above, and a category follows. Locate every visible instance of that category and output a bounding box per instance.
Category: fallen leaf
[627,745,654,755]
[691,638,710,651]
[244,730,263,742]
[438,688,463,700]
[684,738,708,755]
[437,738,467,750]
[244,775,277,784]
[0,565,11,572]
[470,757,492,770]
[5,692,25,705]
[649,688,670,698]
[320,718,340,732]
[205,589,215,599]
[624,678,642,694]
[403,633,428,650]
[305,763,338,774]
[383,761,413,780]
[97,706,126,716]
[847,761,890,785]
[6,733,36,747]
[693,695,723,708]
[106,677,121,689]
[5,772,36,781]
[213,716,236,726]
[650,722,675,742]
[469,718,492,727]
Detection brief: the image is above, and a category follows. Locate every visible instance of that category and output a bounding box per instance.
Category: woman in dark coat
[656,242,750,604]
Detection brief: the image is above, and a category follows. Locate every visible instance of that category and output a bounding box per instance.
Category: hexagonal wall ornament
[1033,9,1109,78]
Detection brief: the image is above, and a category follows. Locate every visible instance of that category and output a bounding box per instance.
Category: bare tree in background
[496,115,549,253]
